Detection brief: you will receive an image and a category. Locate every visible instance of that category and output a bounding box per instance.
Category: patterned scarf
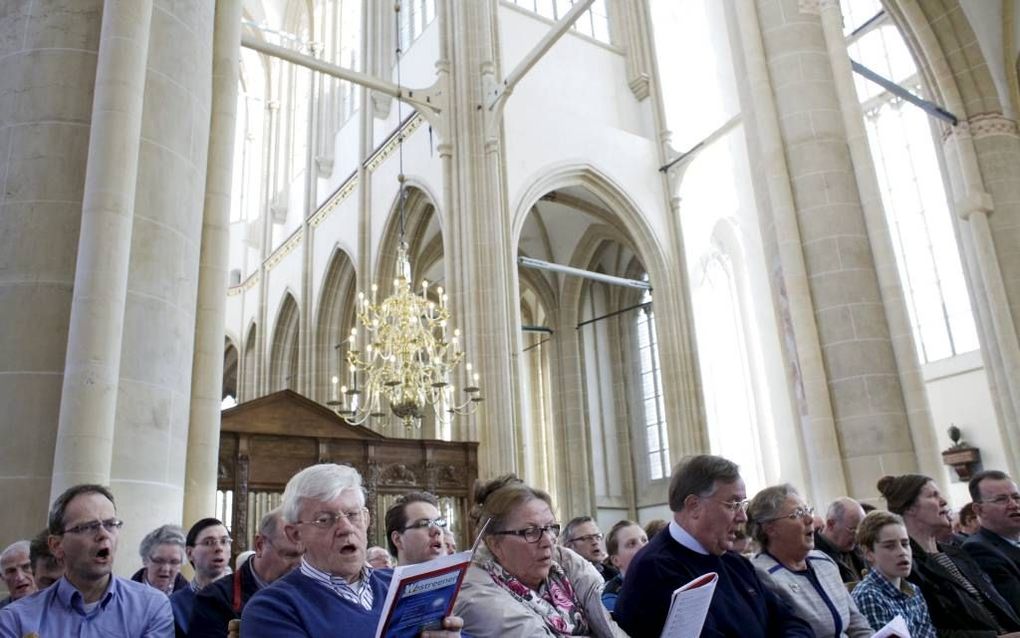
[483,557,591,635]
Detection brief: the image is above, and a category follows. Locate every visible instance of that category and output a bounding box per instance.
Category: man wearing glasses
[384,491,448,566]
[241,463,462,637]
[963,469,1020,616]
[0,484,173,636]
[561,516,618,582]
[614,454,812,637]
[171,517,232,635]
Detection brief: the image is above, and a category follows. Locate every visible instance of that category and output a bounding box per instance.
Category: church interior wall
[7,0,1020,572]
[922,352,1003,505]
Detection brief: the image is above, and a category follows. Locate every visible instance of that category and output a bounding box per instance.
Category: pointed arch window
[841,0,979,363]
[507,0,610,43]
[635,281,669,480]
[399,0,436,52]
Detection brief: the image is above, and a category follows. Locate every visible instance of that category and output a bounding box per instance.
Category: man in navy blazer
[964,470,1020,616]
[614,455,812,637]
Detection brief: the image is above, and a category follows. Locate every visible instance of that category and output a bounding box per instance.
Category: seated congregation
[2,455,1020,637]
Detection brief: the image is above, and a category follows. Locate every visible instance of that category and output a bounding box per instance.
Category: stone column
[816,0,941,479]
[109,0,214,562]
[183,0,244,525]
[733,0,847,504]
[0,1,103,541]
[436,0,522,469]
[747,0,919,498]
[437,0,521,475]
[50,0,154,496]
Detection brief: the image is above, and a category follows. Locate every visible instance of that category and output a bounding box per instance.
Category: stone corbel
[955,190,994,221]
[315,155,334,178]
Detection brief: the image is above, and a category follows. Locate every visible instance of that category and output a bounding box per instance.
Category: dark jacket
[908,537,1020,637]
[813,529,868,584]
[130,567,189,594]
[614,527,813,637]
[188,559,261,638]
[964,528,1020,618]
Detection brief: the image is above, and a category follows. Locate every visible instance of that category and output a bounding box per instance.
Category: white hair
[138,524,186,562]
[0,540,31,565]
[281,464,366,523]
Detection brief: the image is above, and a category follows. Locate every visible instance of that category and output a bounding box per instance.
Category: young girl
[851,510,936,638]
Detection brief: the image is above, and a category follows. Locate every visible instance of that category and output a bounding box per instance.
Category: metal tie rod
[517,256,651,290]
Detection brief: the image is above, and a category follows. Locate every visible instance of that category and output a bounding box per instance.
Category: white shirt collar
[669,519,710,555]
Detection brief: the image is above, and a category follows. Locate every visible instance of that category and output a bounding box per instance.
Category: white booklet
[659,571,718,638]
[872,614,911,638]
[373,550,472,638]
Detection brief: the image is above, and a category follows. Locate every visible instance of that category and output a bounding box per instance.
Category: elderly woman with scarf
[454,475,625,637]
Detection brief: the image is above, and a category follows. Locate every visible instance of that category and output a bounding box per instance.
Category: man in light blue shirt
[0,484,173,637]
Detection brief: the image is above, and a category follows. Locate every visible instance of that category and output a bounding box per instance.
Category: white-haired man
[814,497,868,584]
[241,464,462,637]
[1,541,36,607]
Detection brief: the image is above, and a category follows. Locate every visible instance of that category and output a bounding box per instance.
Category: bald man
[814,497,868,584]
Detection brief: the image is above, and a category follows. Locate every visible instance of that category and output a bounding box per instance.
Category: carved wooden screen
[217,390,478,555]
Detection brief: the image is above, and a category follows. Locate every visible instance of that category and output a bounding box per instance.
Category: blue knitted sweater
[241,567,394,637]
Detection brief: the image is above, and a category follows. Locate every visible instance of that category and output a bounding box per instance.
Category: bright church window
[399,0,436,53]
[841,0,978,363]
[636,285,670,481]
[507,0,610,43]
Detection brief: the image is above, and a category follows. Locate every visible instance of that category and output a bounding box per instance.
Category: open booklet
[872,614,910,638]
[373,550,472,638]
[660,571,718,638]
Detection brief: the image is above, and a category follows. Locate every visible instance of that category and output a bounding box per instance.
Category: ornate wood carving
[218,390,478,550]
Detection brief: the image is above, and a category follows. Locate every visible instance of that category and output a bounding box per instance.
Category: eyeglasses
[712,498,751,513]
[196,536,233,548]
[491,524,561,544]
[766,506,815,522]
[60,518,124,536]
[148,557,183,567]
[568,533,604,544]
[298,509,367,529]
[981,494,1020,507]
[401,517,448,532]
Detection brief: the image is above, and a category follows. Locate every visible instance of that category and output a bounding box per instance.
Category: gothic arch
[224,337,239,401]
[314,247,357,403]
[241,322,258,402]
[511,163,668,286]
[375,183,444,296]
[882,0,1003,119]
[269,293,300,392]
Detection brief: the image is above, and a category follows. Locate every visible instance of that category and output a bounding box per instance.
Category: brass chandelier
[328,2,482,428]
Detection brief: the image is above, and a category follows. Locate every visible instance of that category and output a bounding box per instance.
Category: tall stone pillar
[0,1,103,542]
[745,0,921,499]
[816,0,940,479]
[51,0,154,496]
[184,0,244,525]
[734,0,847,504]
[106,0,214,561]
[438,0,520,476]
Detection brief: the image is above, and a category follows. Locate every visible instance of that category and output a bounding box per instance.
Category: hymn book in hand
[659,571,718,638]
